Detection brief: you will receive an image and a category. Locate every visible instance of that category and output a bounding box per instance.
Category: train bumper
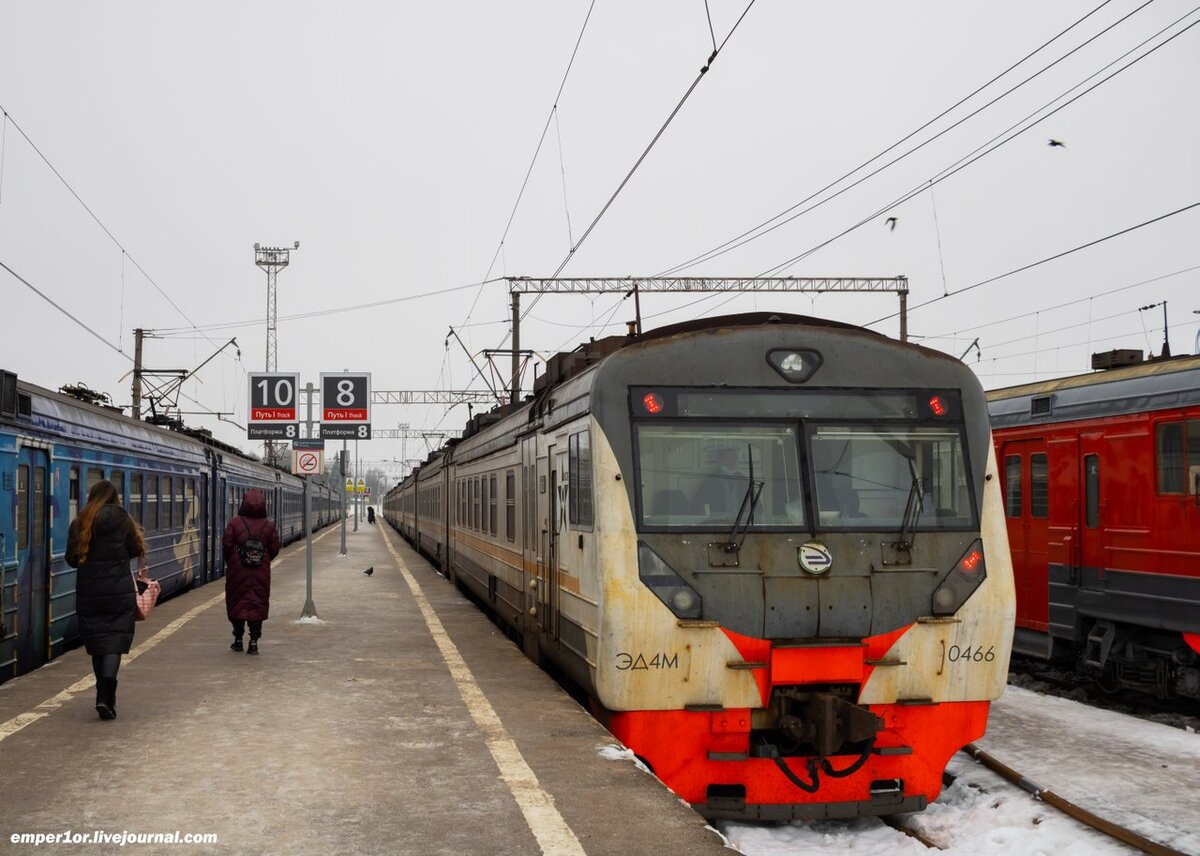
[606,699,989,820]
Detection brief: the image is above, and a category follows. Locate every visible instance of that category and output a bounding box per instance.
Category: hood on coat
[239,488,268,519]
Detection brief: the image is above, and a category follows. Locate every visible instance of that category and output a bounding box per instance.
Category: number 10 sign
[247,373,300,440]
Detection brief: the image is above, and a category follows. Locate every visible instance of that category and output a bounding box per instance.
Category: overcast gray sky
[3,1,1198,470]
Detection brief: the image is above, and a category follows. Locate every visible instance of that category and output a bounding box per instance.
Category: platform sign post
[295,381,321,620]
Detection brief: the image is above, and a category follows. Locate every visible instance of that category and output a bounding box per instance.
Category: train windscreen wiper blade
[898,456,924,549]
[726,444,763,553]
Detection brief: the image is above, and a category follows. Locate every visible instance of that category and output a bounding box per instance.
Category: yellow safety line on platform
[379,525,586,856]
[0,526,339,744]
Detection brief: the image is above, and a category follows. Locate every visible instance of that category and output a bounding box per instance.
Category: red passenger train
[987,353,1200,699]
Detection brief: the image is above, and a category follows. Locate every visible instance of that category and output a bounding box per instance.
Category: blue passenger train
[0,370,339,683]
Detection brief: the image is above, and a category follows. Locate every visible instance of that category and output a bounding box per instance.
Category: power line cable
[0,105,230,356]
[868,202,1200,327]
[764,12,1200,278]
[654,0,1128,276]
[153,278,503,334]
[544,0,758,284]
[918,264,1200,342]
[461,0,599,330]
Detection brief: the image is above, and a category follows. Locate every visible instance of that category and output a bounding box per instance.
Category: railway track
[877,746,1190,855]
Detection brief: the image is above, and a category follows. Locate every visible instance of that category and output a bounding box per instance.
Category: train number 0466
[615,652,679,671]
[947,644,995,663]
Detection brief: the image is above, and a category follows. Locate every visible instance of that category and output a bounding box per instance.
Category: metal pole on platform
[353,439,359,532]
[339,439,348,555]
[300,381,318,618]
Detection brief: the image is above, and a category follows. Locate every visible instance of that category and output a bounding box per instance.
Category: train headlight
[638,541,702,619]
[766,349,822,383]
[931,539,988,616]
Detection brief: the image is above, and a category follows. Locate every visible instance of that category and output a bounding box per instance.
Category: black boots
[95,678,117,720]
[230,637,244,652]
[247,639,259,655]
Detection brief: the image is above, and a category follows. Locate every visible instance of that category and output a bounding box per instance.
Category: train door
[539,445,556,636]
[548,446,568,641]
[1079,433,1105,581]
[14,447,50,672]
[1001,439,1050,631]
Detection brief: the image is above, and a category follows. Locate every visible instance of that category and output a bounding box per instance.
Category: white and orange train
[383,313,1015,821]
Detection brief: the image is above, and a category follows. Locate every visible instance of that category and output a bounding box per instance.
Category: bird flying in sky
[885,216,897,231]
[1048,139,1066,148]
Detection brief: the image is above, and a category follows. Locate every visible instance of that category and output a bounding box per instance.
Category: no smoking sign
[291,449,323,476]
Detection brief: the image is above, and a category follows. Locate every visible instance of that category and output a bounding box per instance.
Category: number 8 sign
[320,372,372,439]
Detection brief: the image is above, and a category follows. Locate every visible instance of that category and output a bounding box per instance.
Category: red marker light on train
[960,549,983,573]
[929,395,947,416]
[642,392,664,414]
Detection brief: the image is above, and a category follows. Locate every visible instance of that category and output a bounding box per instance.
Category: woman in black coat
[223,488,281,655]
[66,479,146,720]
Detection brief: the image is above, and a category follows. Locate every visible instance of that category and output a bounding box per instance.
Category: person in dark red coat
[66,479,147,720]
[223,488,281,655]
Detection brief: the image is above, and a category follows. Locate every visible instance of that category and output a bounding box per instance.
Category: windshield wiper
[897,456,924,549]
[725,443,763,553]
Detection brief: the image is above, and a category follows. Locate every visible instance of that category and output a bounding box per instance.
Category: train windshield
[632,389,977,532]
[809,425,974,530]
[636,424,805,528]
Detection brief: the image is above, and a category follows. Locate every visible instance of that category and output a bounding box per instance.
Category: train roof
[3,370,270,467]
[986,354,1200,427]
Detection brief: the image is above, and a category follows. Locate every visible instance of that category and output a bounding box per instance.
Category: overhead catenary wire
[2,257,239,423]
[762,11,1200,279]
[654,0,1128,277]
[867,201,1200,327]
[0,104,228,358]
[460,0,599,331]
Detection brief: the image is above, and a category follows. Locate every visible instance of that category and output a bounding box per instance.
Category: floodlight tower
[255,241,300,373]
[255,241,299,465]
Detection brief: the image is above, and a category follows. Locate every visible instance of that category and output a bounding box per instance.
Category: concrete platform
[0,520,732,855]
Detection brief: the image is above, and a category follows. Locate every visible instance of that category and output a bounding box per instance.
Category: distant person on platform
[367,505,376,525]
[223,488,281,655]
[66,479,147,720]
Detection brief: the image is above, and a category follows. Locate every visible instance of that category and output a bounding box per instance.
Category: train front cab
[580,328,1015,821]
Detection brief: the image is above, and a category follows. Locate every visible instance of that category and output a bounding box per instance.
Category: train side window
[16,465,29,549]
[163,476,174,530]
[1188,419,1200,496]
[1004,455,1023,517]
[69,467,80,522]
[111,470,125,501]
[87,468,105,494]
[568,430,594,528]
[1084,455,1100,528]
[1029,454,1048,519]
[488,475,498,535]
[32,467,46,547]
[1156,422,1184,493]
[147,475,159,532]
[185,480,195,526]
[130,474,143,526]
[505,470,516,542]
[176,479,184,527]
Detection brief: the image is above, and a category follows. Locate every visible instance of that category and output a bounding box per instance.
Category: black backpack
[237,518,267,568]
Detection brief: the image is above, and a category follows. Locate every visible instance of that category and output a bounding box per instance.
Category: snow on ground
[714,685,1200,855]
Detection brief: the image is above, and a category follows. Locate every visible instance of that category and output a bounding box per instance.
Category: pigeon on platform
[363,567,374,576]
[885,216,897,231]
[1048,139,1066,148]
